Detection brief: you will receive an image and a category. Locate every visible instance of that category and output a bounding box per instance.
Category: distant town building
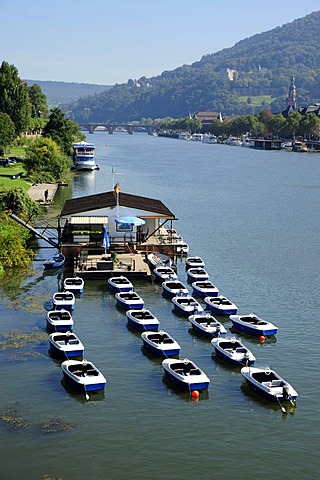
[218,68,238,81]
[195,111,223,131]
[298,104,320,117]
[286,76,297,110]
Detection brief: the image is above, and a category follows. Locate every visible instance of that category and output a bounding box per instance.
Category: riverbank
[28,182,60,204]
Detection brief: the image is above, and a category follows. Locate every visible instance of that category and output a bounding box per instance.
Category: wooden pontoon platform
[74,253,152,279]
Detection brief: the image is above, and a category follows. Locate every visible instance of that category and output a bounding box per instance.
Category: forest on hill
[25,80,111,106]
[62,11,320,123]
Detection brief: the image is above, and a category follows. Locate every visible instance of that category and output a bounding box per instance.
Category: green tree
[43,107,84,155]
[0,212,35,271]
[0,187,40,219]
[283,112,302,139]
[0,61,31,134]
[267,114,287,137]
[24,136,72,182]
[0,112,16,151]
[28,84,48,118]
[298,113,320,139]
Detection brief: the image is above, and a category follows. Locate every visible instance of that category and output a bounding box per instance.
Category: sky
[1,0,319,85]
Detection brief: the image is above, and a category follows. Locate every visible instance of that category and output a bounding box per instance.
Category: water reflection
[60,379,106,403]
[240,383,297,416]
[162,375,210,402]
[73,170,96,195]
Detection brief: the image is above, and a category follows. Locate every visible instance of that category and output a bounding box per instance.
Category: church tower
[286,76,297,111]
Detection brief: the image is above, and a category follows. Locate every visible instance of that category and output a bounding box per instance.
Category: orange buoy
[259,335,266,343]
[191,390,200,399]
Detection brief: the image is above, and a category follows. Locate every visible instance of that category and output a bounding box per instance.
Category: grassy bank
[0,145,30,190]
[0,163,30,190]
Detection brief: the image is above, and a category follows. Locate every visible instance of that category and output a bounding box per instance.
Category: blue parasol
[101,225,110,251]
[115,216,145,226]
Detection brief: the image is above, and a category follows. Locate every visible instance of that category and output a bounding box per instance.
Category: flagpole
[117,189,119,217]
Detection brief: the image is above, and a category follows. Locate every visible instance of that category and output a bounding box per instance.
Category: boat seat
[85,369,99,376]
[189,369,200,375]
[262,381,272,387]
[271,380,282,387]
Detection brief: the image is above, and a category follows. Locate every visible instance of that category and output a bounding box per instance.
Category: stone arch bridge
[79,123,158,135]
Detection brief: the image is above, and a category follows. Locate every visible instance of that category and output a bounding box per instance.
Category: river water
[1,133,319,480]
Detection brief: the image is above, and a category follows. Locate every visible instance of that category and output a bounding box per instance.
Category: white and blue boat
[115,291,144,310]
[241,366,298,405]
[53,291,75,311]
[61,359,106,393]
[204,295,238,315]
[46,309,74,333]
[211,337,256,366]
[141,330,181,357]
[188,313,227,338]
[230,313,278,336]
[162,358,210,392]
[162,280,189,299]
[187,267,209,283]
[72,141,97,171]
[49,331,84,359]
[147,252,177,270]
[63,277,84,294]
[185,256,205,270]
[153,266,178,282]
[172,295,204,316]
[108,276,133,293]
[43,253,65,270]
[126,309,160,331]
[192,280,219,298]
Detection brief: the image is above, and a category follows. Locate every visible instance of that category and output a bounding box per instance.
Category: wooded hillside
[63,11,320,122]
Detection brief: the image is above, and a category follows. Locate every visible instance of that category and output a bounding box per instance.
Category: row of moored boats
[45,277,107,399]
[106,254,298,410]
[43,252,298,410]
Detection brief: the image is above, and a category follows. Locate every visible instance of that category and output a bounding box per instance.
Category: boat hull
[185,257,205,270]
[62,372,106,392]
[108,277,133,293]
[46,310,74,333]
[49,333,84,359]
[61,360,106,392]
[126,310,159,331]
[188,315,227,338]
[187,269,209,283]
[172,297,204,316]
[241,367,298,403]
[162,359,210,391]
[162,281,189,299]
[204,297,238,315]
[50,344,84,358]
[153,267,177,282]
[230,315,278,336]
[63,278,84,294]
[192,281,219,298]
[43,254,65,270]
[115,292,144,310]
[141,332,180,357]
[142,340,180,357]
[211,338,256,366]
[46,320,74,333]
[213,348,255,366]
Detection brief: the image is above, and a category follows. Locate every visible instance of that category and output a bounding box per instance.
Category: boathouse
[59,190,176,255]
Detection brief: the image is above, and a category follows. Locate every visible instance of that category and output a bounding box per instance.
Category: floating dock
[73,252,152,279]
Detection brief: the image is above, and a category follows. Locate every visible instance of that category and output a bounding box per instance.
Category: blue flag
[101,225,110,250]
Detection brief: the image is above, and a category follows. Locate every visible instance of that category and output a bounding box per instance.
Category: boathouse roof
[60,191,175,218]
